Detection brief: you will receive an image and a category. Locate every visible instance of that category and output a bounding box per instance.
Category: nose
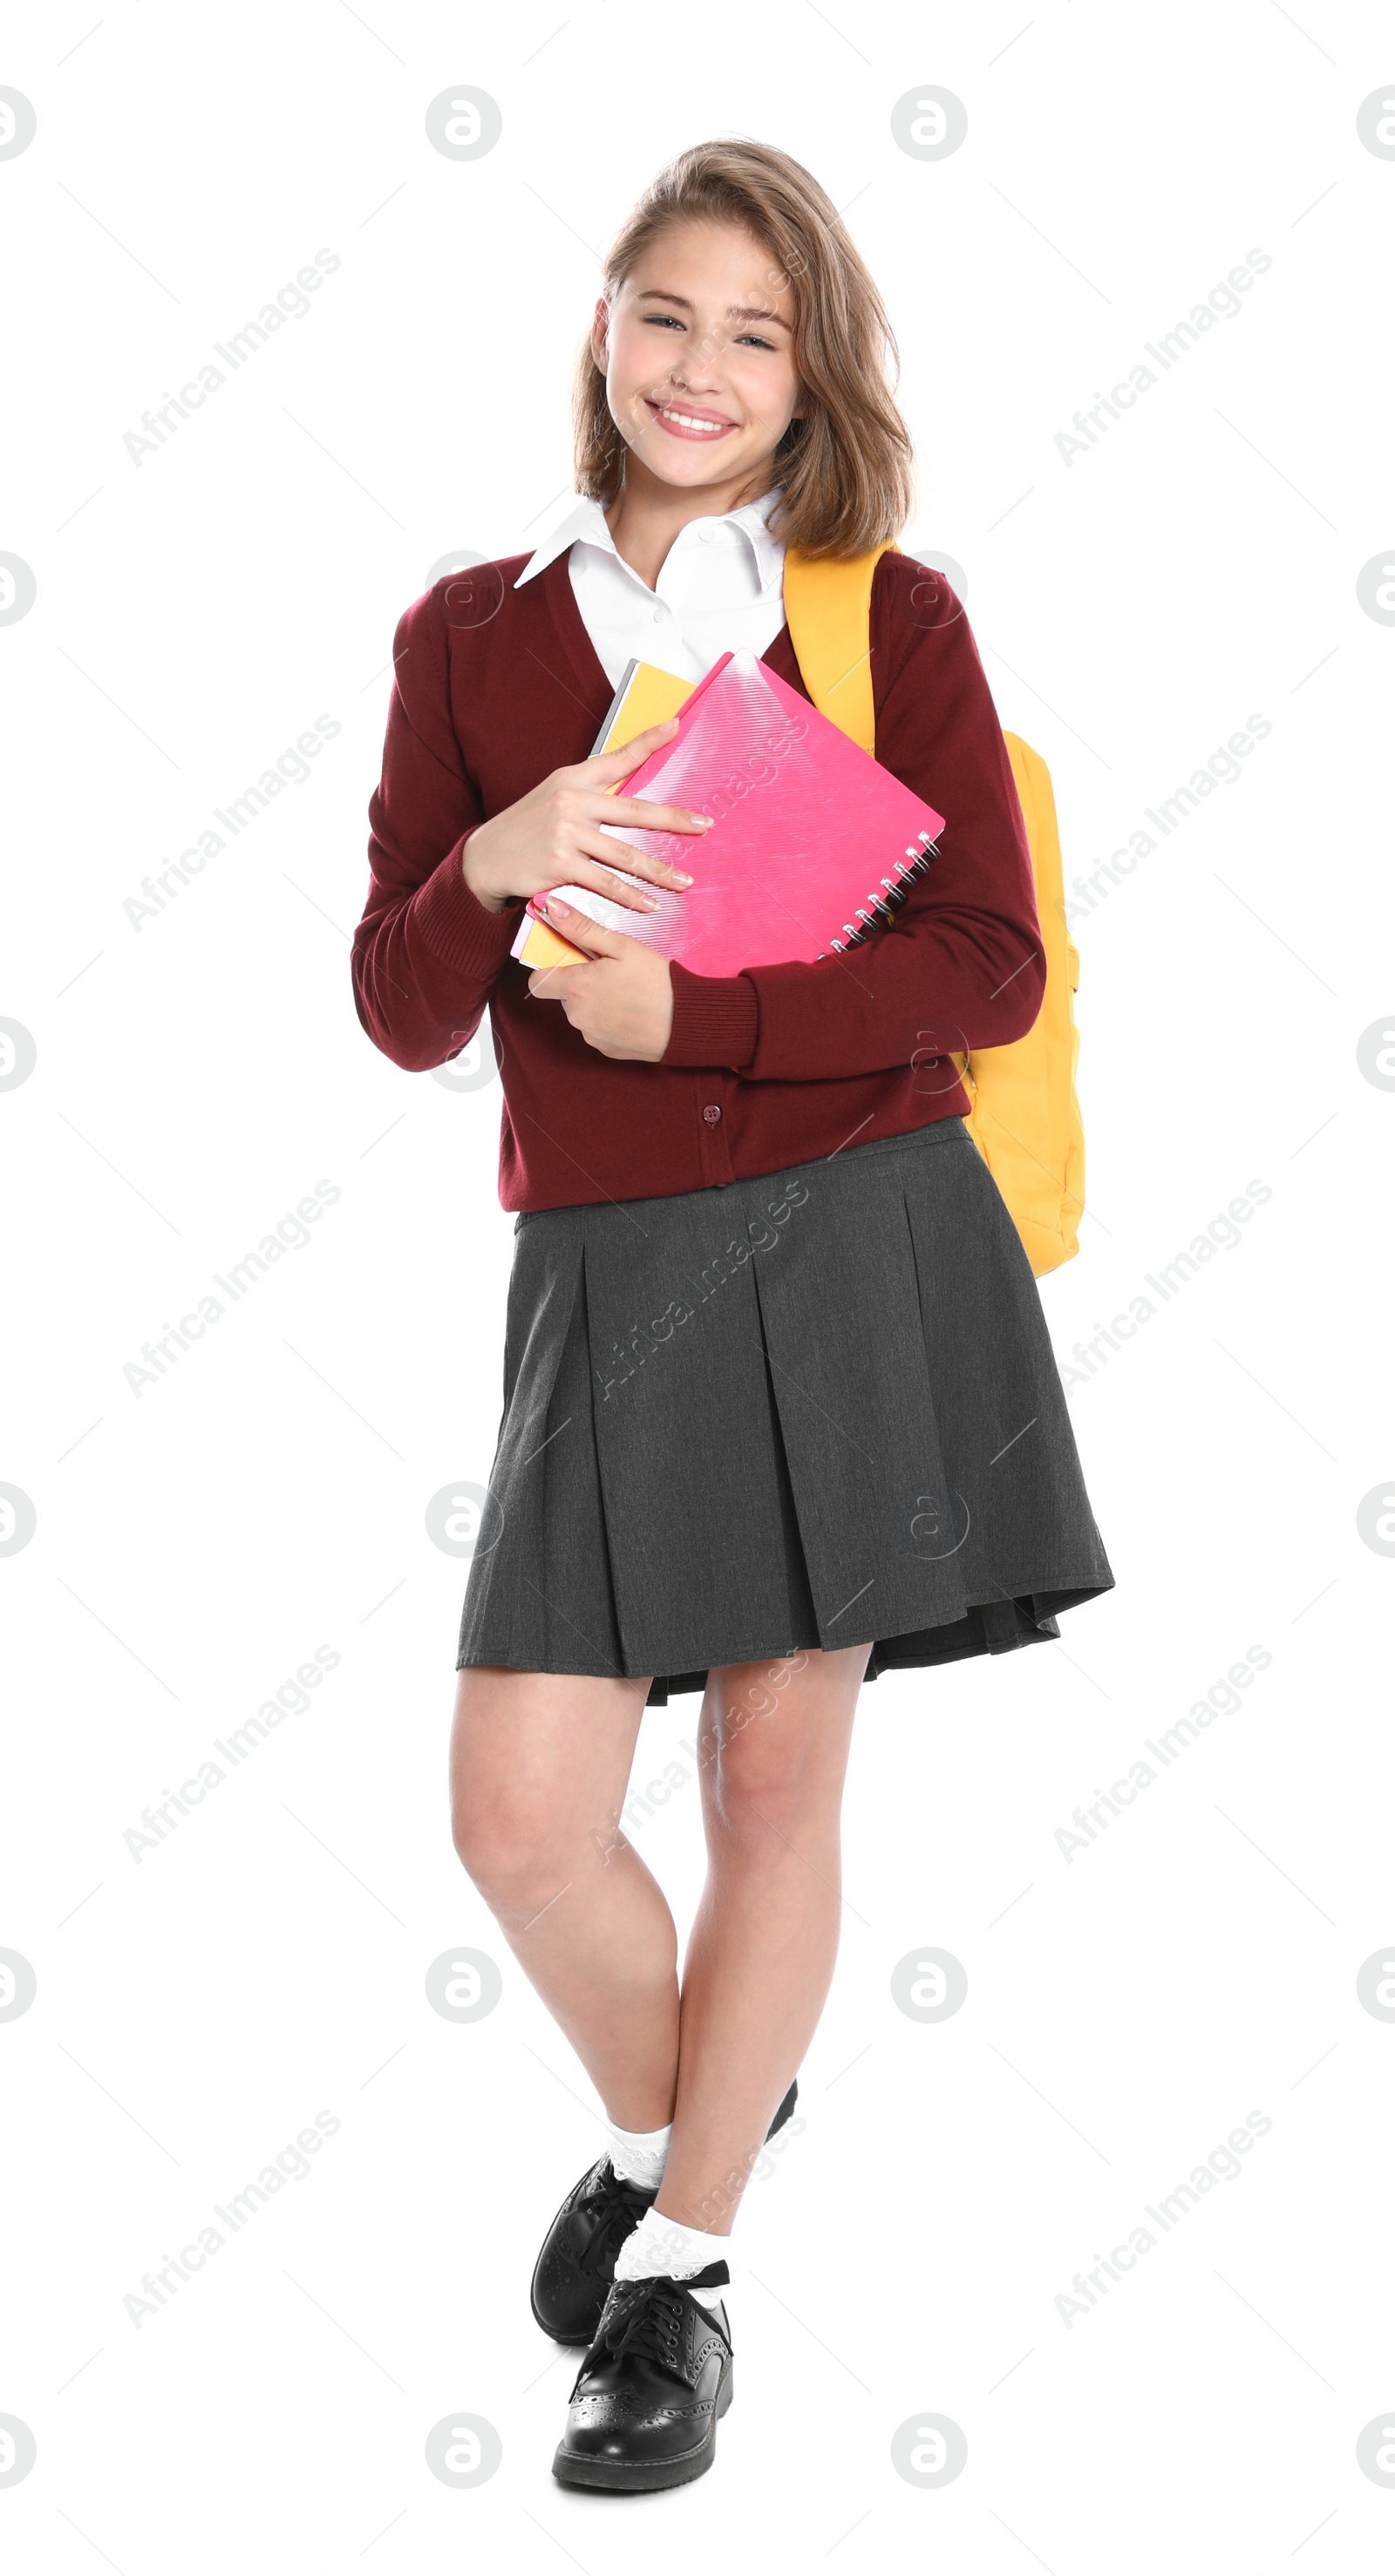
[674,324,726,377]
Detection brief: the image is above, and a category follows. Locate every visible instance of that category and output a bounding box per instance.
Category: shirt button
[652,604,668,622]
[702,1104,722,1125]
[698,527,712,543]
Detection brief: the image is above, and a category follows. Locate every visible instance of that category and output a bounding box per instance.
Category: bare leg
[653,1641,872,2237]
[449,1665,677,2129]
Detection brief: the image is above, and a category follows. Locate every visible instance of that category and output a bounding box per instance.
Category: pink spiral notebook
[508,647,945,975]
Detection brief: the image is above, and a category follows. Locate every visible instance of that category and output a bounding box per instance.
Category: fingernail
[638,893,658,908]
[544,896,567,919]
[671,871,693,887]
[692,814,714,828]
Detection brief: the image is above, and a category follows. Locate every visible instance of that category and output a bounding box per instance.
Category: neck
[603,460,777,592]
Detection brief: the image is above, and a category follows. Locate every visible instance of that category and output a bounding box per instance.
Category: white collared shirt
[513,486,787,691]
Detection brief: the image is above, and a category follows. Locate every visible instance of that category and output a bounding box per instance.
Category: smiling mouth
[644,397,737,439]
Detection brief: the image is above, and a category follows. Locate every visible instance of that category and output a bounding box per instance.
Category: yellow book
[512,658,695,970]
[594,658,697,757]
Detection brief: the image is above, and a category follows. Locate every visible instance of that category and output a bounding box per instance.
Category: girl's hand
[462,717,710,916]
[526,899,674,1062]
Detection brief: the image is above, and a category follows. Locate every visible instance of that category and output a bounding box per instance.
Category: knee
[709,1717,827,1856]
[450,1777,574,1911]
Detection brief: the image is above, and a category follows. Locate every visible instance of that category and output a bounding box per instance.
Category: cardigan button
[702,1104,722,1125]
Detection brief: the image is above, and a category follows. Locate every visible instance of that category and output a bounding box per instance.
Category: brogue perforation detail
[553,2271,735,2492]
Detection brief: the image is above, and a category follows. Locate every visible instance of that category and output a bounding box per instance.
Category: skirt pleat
[457,1117,1113,1702]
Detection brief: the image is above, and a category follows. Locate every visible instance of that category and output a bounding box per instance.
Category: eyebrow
[634,289,790,328]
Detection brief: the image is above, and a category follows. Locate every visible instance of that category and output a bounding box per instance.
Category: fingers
[589,716,682,773]
[532,896,629,961]
[603,794,713,837]
[591,833,698,888]
[570,845,693,905]
[550,859,661,914]
[587,718,711,838]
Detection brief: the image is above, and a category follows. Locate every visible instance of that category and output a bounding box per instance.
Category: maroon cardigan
[352,547,1045,1211]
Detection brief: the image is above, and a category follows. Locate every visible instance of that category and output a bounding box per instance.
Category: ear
[590,295,610,370]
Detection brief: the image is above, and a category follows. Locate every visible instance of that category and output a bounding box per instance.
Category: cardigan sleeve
[351,587,521,1073]
[659,567,1045,1082]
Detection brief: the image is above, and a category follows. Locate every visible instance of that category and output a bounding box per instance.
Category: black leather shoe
[531,2078,797,2346]
[530,2158,657,2346]
[551,2265,733,2491]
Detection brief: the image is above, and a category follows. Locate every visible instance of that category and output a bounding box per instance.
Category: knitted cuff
[661,962,759,1071]
[414,831,523,980]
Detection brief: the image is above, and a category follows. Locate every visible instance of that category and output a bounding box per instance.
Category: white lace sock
[605,2118,671,2192]
[612,2206,732,2312]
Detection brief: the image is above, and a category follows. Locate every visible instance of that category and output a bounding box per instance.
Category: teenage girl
[354,139,1113,2494]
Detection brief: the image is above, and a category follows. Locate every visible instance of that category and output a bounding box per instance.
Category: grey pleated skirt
[457,1116,1113,1703]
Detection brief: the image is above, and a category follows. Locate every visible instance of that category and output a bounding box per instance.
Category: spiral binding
[817,829,941,957]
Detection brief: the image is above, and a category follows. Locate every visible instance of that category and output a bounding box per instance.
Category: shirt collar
[513,486,785,594]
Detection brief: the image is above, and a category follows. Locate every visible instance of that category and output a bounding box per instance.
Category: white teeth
[656,405,730,432]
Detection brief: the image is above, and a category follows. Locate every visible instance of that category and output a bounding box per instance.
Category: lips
[644,397,738,441]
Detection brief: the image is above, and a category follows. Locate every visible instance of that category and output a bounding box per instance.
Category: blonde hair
[571,139,916,561]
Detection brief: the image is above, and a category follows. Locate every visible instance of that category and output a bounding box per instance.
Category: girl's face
[593,218,802,498]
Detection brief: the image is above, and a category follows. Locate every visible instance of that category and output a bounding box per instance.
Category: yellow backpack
[782,544,1085,1278]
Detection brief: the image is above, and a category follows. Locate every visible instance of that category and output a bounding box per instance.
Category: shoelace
[575,2165,655,2281]
[599,2277,690,2376]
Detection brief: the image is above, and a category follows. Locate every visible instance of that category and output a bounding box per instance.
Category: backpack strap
[779,545,895,753]
[784,544,1085,1276]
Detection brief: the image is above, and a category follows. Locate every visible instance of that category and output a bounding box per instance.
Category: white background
[3,2,1393,2567]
